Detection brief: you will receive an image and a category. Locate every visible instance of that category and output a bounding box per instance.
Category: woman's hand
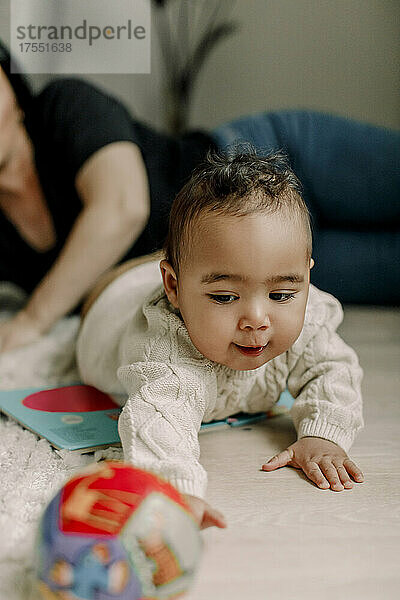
[182,494,227,530]
[0,310,45,353]
[262,437,364,491]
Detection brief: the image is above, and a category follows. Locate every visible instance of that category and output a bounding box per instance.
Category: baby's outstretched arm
[261,289,365,491]
[117,360,215,500]
[261,437,364,491]
[117,360,227,526]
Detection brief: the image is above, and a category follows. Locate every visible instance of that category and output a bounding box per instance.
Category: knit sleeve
[117,360,209,499]
[286,289,364,452]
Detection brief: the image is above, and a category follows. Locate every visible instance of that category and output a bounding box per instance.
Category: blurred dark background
[1,0,399,132]
[0,0,399,305]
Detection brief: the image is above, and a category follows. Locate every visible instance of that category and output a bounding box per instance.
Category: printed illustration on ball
[35,461,202,599]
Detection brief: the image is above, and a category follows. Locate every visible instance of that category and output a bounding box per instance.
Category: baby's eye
[208,294,238,304]
[269,292,295,302]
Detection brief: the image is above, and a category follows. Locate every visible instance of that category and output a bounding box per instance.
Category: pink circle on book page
[22,385,118,412]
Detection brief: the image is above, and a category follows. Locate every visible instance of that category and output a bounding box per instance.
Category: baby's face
[162,212,312,371]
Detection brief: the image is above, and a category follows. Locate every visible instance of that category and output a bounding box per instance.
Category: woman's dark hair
[0,39,33,114]
[164,146,312,275]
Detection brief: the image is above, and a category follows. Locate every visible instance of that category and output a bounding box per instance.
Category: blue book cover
[0,385,294,452]
[199,389,293,432]
[0,384,121,453]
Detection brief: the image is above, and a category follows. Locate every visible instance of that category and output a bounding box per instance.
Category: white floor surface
[188,306,400,600]
[0,285,399,600]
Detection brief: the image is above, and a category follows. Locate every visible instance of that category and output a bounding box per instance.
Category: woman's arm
[0,141,150,352]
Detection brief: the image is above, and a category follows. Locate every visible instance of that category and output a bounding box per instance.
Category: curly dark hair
[164,146,312,275]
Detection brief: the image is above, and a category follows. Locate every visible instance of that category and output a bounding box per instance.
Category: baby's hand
[182,494,227,529]
[261,437,364,491]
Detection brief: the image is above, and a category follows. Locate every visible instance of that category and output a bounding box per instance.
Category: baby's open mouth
[234,343,268,357]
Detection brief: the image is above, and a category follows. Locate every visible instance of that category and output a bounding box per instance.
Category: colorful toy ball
[35,461,202,599]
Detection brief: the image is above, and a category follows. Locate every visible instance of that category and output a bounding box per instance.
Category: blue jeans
[211,110,400,304]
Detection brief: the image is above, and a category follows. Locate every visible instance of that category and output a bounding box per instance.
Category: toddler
[77,149,364,529]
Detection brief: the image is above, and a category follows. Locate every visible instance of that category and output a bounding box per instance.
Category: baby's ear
[310,258,315,269]
[160,260,179,309]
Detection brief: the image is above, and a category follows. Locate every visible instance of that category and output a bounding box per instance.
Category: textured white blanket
[0,283,122,600]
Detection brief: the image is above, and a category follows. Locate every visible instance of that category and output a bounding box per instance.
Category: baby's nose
[239,309,271,331]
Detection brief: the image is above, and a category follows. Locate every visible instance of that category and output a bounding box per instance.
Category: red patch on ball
[60,461,189,537]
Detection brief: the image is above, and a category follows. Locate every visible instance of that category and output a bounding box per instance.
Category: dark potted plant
[151,0,238,134]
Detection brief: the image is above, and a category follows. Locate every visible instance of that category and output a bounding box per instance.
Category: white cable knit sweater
[77,260,363,499]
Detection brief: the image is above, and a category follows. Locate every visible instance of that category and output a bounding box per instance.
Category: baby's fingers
[303,461,330,490]
[261,448,293,471]
[334,463,354,489]
[201,506,227,530]
[319,458,345,491]
[343,458,364,483]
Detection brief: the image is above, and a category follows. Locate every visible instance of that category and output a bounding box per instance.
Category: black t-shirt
[0,78,215,293]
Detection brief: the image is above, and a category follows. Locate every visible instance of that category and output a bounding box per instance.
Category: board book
[0,384,293,453]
